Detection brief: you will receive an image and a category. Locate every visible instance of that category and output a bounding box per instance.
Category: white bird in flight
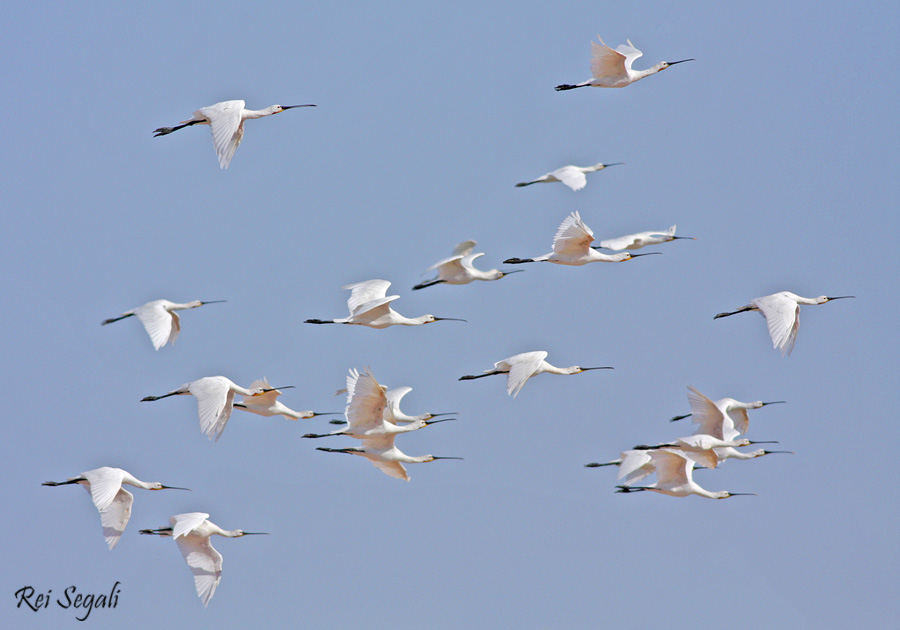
[232,378,340,421]
[153,100,315,169]
[632,435,780,469]
[556,37,693,91]
[596,225,695,251]
[714,291,855,355]
[141,376,289,441]
[413,240,523,290]
[459,350,613,397]
[43,467,189,549]
[101,299,226,351]
[303,369,454,440]
[504,211,661,266]
[140,512,268,607]
[514,162,622,191]
[615,449,755,499]
[305,279,466,328]
[384,386,456,424]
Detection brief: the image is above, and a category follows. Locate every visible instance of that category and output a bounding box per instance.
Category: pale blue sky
[2,2,899,628]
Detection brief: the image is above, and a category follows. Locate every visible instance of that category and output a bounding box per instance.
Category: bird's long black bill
[281,104,316,109]
[761,401,786,406]
[826,296,856,300]
[747,441,779,445]
[630,252,662,257]
[433,317,467,322]
[727,493,757,496]
[581,366,614,372]
[161,486,191,490]
[667,59,695,65]
[763,451,794,455]
[200,300,228,305]
[425,418,456,426]
[241,532,270,535]
[431,456,464,460]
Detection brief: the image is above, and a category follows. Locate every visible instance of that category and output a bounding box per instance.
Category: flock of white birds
[42,35,854,608]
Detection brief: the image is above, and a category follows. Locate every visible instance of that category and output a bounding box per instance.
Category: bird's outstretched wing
[384,386,413,423]
[554,167,588,191]
[617,450,655,485]
[686,386,729,440]
[171,512,210,539]
[616,39,643,71]
[344,279,392,315]
[505,351,547,397]
[190,378,233,440]
[199,100,245,169]
[651,449,691,486]
[552,212,594,257]
[452,240,477,257]
[590,38,628,80]
[369,458,410,481]
[82,468,125,512]
[134,302,176,351]
[175,533,223,607]
[427,254,465,274]
[345,368,387,432]
[99,487,133,550]
[753,294,800,355]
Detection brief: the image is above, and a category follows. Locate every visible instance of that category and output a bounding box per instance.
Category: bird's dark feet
[503,258,533,264]
[555,84,584,91]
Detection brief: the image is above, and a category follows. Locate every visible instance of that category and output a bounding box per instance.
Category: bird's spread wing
[190,379,233,440]
[616,39,643,71]
[596,234,633,251]
[452,240,477,257]
[686,386,728,440]
[725,408,751,437]
[172,512,210,539]
[506,351,546,397]
[99,487,133,550]
[344,279,392,315]
[175,534,223,607]
[753,294,800,355]
[368,458,410,481]
[345,369,387,432]
[617,450,653,484]
[384,386,413,423]
[427,253,465,274]
[134,303,175,351]
[82,468,125,512]
[200,100,245,169]
[554,167,588,191]
[590,39,628,80]
[552,212,594,256]
[651,450,690,485]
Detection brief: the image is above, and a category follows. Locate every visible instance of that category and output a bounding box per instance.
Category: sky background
[2,1,899,628]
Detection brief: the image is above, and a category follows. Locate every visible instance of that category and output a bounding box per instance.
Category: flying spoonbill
[459,350,612,397]
[596,225,695,251]
[140,512,268,607]
[413,240,522,290]
[515,162,622,191]
[303,368,454,440]
[141,376,289,441]
[615,449,755,499]
[504,212,660,266]
[101,299,226,351]
[153,100,315,169]
[43,467,189,549]
[714,291,855,355]
[556,37,693,91]
[232,378,340,421]
[305,279,466,328]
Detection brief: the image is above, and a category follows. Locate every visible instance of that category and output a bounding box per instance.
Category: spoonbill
[316,444,462,481]
[43,467,189,549]
[302,369,454,439]
[141,376,287,441]
[670,386,786,440]
[153,100,315,169]
[385,386,456,424]
[305,279,466,328]
[586,450,659,487]
[514,162,622,191]
[596,225,695,251]
[140,512,268,607]
[232,378,340,421]
[459,350,613,397]
[413,240,523,290]
[632,435,780,469]
[504,212,661,267]
[614,449,755,499]
[555,37,693,91]
[101,299,226,351]
[714,292,855,355]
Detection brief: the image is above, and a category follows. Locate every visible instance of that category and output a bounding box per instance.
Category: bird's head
[820,295,855,304]
[752,400,786,409]
[660,59,694,70]
[621,252,662,262]
[273,104,316,114]
[497,270,524,280]
[718,492,756,499]
[427,315,467,324]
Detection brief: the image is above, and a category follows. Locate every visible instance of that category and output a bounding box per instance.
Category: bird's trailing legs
[459,371,504,381]
[713,306,754,319]
[153,120,203,137]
